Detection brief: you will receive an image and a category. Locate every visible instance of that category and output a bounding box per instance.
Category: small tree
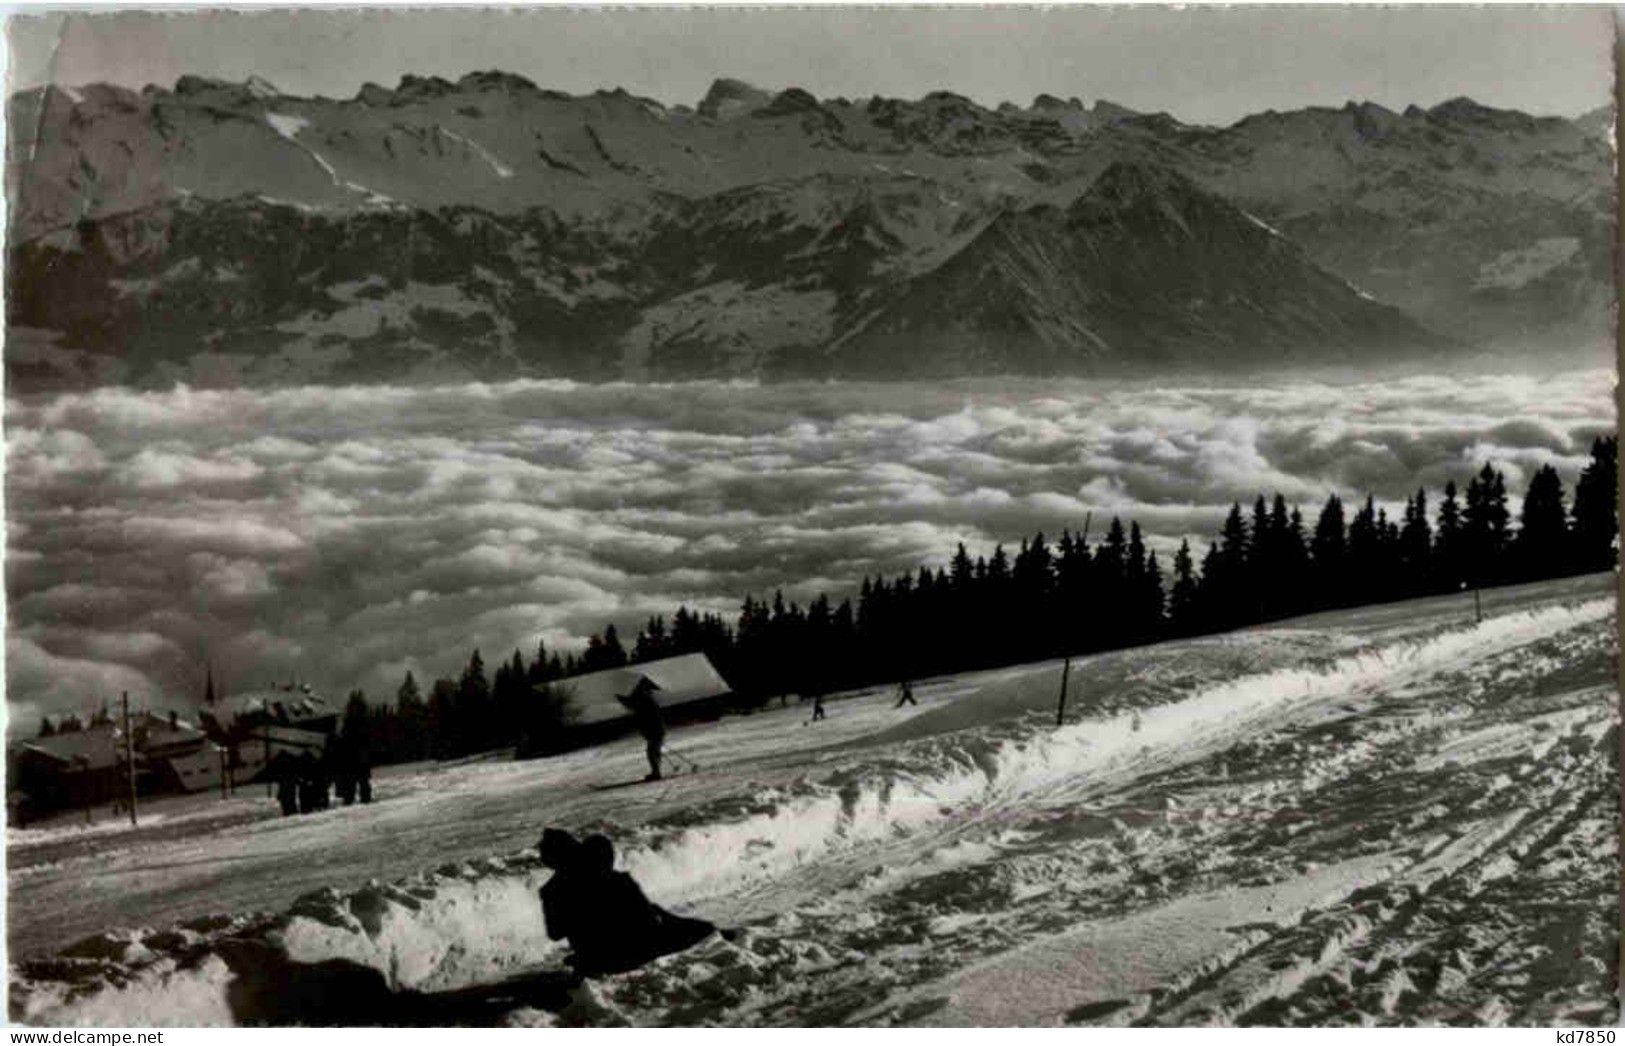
[516,682,578,759]
[1168,539,1201,636]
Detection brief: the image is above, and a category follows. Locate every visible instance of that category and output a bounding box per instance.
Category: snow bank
[15,597,1611,1026]
[276,856,558,991]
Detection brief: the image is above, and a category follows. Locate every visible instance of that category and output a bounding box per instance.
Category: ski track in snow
[9,576,1617,1027]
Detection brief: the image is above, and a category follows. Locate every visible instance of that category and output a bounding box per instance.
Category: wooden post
[1055,657,1072,727]
[220,746,229,800]
[120,692,137,827]
[1474,584,1482,624]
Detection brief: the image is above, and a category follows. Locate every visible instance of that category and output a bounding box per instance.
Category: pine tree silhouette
[1435,481,1464,591]
[1516,465,1568,581]
[1169,539,1200,636]
[1572,436,1619,573]
[1310,494,1347,609]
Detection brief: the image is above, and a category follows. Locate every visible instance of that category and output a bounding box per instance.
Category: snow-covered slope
[9,573,1615,1027]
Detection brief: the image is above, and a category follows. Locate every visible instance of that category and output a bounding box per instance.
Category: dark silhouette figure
[357,756,373,804]
[616,677,666,781]
[296,753,319,814]
[537,828,716,978]
[275,759,298,816]
[895,680,917,708]
[538,828,589,953]
[335,761,357,807]
[296,751,331,813]
[811,694,826,721]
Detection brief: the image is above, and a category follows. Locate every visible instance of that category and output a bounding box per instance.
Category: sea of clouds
[5,369,1613,725]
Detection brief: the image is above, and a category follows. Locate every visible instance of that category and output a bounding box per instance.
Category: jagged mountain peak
[395,73,458,100]
[457,70,540,94]
[3,71,1608,389]
[1342,99,1397,118]
[1425,95,1547,133]
[1090,99,1142,121]
[1428,95,1491,118]
[1075,159,1201,206]
[697,77,773,119]
[245,75,280,100]
[757,87,823,117]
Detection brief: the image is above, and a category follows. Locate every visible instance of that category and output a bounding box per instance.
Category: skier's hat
[621,675,661,698]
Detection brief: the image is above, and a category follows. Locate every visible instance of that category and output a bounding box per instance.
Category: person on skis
[811,693,826,721]
[895,679,917,708]
[617,676,666,780]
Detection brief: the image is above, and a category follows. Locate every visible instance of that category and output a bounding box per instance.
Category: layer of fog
[6,369,1612,725]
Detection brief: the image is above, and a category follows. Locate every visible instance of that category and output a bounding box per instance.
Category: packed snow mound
[11,592,1616,1027]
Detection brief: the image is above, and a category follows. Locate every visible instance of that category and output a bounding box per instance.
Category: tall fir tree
[1571,436,1618,573]
[1435,481,1464,590]
[1398,489,1432,595]
[1310,494,1347,610]
[1515,464,1568,580]
[1168,539,1201,635]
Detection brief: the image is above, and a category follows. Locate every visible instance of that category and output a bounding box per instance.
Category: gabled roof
[19,727,122,772]
[136,712,209,753]
[202,685,334,726]
[548,652,731,726]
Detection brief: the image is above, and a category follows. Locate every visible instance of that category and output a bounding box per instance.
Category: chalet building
[12,727,127,814]
[546,652,733,750]
[12,711,223,815]
[198,683,337,783]
[138,712,226,794]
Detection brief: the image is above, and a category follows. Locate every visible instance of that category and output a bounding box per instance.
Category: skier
[811,693,826,722]
[894,679,917,708]
[616,677,666,781]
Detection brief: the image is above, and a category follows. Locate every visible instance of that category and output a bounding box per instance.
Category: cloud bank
[6,369,1613,726]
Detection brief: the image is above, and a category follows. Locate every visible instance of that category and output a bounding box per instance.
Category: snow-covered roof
[204,686,334,726]
[135,712,209,753]
[19,727,122,772]
[19,713,210,770]
[550,652,731,726]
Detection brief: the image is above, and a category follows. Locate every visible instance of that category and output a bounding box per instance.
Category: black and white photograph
[3,4,1619,1028]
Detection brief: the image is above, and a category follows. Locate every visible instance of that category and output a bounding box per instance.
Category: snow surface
[265,113,391,202]
[436,128,515,179]
[9,573,1616,1027]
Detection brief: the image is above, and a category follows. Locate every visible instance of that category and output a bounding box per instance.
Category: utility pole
[1055,656,1072,727]
[120,692,137,827]
[1055,512,1091,728]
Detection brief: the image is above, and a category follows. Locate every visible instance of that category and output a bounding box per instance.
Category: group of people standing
[274,736,373,816]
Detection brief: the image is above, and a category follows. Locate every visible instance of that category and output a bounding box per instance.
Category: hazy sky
[5,6,1615,124]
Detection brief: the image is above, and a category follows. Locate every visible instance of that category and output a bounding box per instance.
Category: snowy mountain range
[6,73,1612,389]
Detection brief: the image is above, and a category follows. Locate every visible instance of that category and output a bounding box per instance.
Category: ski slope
[9,573,1618,1027]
